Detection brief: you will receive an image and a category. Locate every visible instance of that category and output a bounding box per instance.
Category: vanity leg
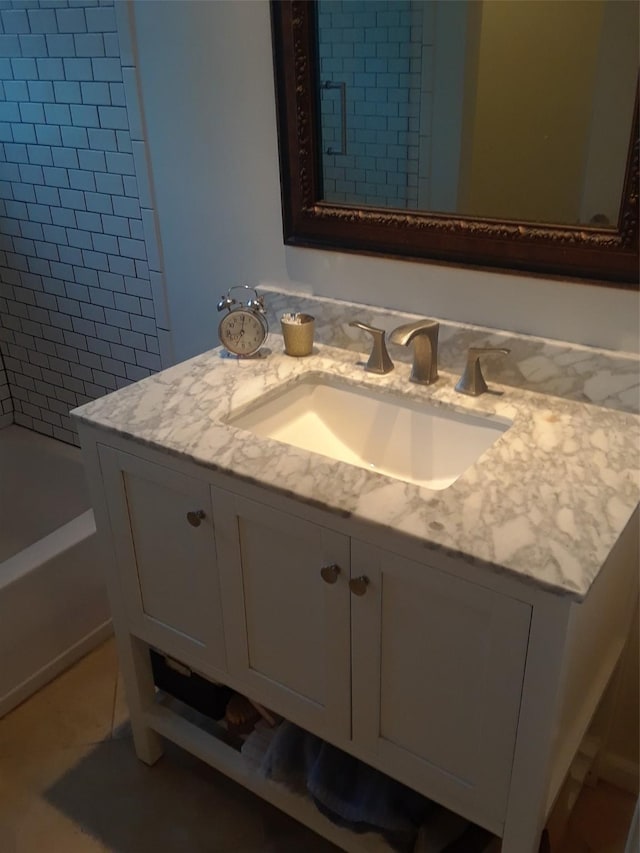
[115,633,164,766]
[79,437,165,765]
[501,595,572,853]
[588,600,638,787]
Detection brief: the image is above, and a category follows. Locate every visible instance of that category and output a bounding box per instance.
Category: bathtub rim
[1,509,96,587]
[0,506,113,719]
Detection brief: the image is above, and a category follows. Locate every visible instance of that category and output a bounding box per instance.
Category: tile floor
[554,782,637,853]
[0,639,635,853]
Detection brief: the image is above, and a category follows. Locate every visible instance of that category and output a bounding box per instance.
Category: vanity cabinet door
[350,540,531,834]
[212,488,351,742]
[99,447,227,675]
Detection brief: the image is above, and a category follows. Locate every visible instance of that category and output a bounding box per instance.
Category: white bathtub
[0,425,112,717]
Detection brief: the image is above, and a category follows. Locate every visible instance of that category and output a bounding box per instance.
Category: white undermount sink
[227,374,512,490]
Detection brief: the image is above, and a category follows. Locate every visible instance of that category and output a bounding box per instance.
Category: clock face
[218,309,267,356]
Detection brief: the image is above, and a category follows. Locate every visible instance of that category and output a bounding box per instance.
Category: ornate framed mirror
[271,0,638,287]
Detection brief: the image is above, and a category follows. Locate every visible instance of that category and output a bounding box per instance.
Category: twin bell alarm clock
[217,285,268,357]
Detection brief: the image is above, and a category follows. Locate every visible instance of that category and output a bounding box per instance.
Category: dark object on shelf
[539,829,551,852]
[440,823,494,852]
[149,649,233,721]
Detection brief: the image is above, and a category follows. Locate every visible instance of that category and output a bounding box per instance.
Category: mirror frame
[271,0,639,288]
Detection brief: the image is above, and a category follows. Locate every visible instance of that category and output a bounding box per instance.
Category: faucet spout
[390,320,439,385]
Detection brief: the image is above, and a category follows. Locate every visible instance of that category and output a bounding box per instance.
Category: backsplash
[0,0,171,444]
[262,287,640,415]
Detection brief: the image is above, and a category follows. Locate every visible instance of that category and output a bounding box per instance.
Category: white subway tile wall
[318,0,429,208]
[0,349,12,423]
[0,0,168,445]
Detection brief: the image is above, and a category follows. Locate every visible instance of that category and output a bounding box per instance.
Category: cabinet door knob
[186,510,206,527]
[320,564,340,584]
[349,575,369,596]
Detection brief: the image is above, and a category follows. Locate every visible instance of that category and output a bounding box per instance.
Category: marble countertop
[72,335,640,602]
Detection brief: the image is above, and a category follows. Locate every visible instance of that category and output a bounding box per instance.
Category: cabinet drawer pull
[320,564,340,584]
[349,576,369,596]
[186,510,206,527]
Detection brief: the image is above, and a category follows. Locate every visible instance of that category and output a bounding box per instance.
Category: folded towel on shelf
[258,720,497,853]
[240,720,279,769]
[260,721,435,852]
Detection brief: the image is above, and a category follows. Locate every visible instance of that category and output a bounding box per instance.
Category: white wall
[131,0,639,364]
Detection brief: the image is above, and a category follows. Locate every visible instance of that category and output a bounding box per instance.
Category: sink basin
[227,374,511,490]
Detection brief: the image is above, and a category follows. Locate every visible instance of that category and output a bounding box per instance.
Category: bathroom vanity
[73,335,639,853]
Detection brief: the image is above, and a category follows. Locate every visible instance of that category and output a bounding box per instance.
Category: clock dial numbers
[219,309,267,356]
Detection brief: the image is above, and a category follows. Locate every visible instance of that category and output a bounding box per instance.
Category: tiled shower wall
[0,349,12,424]
[0,0,170,445]
[318,0,426,208]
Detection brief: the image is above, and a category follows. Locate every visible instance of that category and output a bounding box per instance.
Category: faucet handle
[455,347,510,396]
[349,321,394,374]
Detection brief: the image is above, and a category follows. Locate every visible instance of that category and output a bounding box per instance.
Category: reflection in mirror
[317,0,638,226]
[271,0,639,284]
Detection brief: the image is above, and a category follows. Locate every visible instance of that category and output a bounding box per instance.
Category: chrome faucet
[348,321,394,374]
[389,319,439,385]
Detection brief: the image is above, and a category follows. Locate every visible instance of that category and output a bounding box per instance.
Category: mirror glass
[317,0,638,227]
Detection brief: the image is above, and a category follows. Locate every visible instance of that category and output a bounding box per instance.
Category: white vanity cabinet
[212,489,352,742]
[98,446,227,676]
[350,541,531,831]
[212,490,530,832]
[80,427,638,853]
